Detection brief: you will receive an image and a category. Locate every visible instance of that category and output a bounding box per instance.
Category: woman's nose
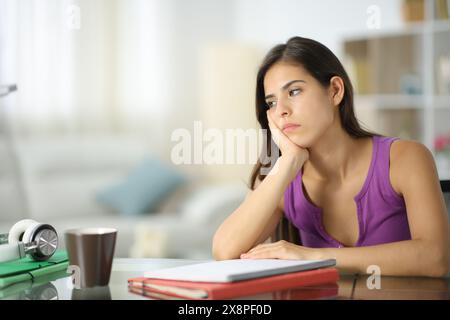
[275,99,291,117]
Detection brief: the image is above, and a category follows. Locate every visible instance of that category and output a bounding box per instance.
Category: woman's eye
[289,88,301,97]
[266,101,276,108]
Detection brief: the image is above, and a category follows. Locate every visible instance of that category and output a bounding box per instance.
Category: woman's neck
[303,125,371,182]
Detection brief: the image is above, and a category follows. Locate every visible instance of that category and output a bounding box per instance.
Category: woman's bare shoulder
[390,139,434,165]
[390,139,437,195]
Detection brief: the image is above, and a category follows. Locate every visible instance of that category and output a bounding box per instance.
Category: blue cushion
[96,157,186,215]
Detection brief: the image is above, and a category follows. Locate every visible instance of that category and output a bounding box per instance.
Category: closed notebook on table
[128,258,339,300]
[0,250,69,289]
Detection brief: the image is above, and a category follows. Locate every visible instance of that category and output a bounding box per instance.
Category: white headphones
[0,219,58,263]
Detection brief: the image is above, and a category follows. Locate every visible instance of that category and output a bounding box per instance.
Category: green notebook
[0,250,69,289]
[0,269,69,299]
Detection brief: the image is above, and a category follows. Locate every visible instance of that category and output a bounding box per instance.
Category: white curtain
[0,0,174,136]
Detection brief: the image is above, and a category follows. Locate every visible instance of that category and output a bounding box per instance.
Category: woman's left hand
[240,240,323,260]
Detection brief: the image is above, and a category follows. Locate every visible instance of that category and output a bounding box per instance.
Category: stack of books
[128,258,339,300]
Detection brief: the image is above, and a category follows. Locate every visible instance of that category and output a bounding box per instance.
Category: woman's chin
[288,135,308,149]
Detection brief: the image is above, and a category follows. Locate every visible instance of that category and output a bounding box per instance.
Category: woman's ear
[329,76,344,107]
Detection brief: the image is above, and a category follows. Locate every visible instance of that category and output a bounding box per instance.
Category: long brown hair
[249,36,379,244]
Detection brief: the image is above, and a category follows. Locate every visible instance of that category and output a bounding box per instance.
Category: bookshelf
[342,0,450,180]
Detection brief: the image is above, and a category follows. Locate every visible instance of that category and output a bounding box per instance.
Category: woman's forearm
[319,239,449,277]
[212,156,301,260]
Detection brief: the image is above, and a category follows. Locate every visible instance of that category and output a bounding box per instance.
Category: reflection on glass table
[1,259,448,300]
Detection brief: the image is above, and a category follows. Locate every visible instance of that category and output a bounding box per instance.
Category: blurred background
[0,0,449,259]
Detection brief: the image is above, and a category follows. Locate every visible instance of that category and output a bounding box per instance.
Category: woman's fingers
[243,241,287,258]
[241,246,283,259]
[266,111,278,144]
[266,110,285,149]
[266,110,297,153]
[246,241,279,254]
[266,110,309,166]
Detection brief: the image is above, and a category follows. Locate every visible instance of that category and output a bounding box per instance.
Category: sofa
[0,135,248,259]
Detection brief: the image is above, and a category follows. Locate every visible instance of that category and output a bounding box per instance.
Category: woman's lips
[282,124,301,132]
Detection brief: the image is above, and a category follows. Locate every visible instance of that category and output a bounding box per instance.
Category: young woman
[212,36,449,277]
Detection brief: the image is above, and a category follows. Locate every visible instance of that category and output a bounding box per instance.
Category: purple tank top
[284,135,412,248]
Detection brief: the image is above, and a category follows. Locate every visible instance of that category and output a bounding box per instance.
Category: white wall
[232,0,403,58]
[1,0,408,174]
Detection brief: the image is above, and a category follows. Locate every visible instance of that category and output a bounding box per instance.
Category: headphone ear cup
[28,224,58,261]
[8,219,38,244]
[22,222,43,244]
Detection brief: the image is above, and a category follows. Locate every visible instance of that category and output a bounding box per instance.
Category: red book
[129,282,339,300]
[128,267,339,300]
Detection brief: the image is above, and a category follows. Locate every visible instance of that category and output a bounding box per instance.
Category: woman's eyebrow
[264,79,306,100]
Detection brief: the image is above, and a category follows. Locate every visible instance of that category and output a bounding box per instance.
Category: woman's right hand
[266,110,309,178]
